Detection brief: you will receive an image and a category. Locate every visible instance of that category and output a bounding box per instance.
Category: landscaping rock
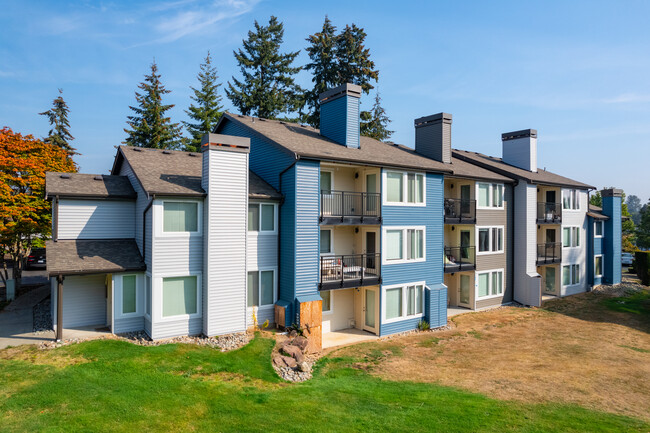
[281,344,304,363]
[33,296,52,333]
[297,361,311,373]
[288,329,298,338]
[292,336,309,351]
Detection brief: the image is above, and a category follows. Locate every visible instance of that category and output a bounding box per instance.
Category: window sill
[477,293,504,300]
[383,313,423,324]
[476,250,504,256]
[382,257,426,265]
[476,206,504,211]
[383,201,426,207]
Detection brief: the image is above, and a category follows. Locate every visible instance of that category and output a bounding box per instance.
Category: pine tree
[637,201,650,249]
[226,16,303,119]
[183,52,224,152]
[303,16,338,127]
[124,61,182,149]
[361,91,393,141]
[39,89,76,155]
[335,24,379,94]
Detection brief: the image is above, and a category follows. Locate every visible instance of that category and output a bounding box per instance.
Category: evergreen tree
[637,201,650,249]
[226,16,303,119]
[361,91,393,141]
[183,52,224,152]
[39,89,76,155]
[335,24,379,94]
[303,16,338,127]
[124,61,182,149]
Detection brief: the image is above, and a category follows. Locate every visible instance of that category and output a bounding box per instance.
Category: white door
[363,287,378,334]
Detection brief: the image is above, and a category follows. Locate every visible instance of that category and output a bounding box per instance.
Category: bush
[635,251,650,286]
[417,320,430,331]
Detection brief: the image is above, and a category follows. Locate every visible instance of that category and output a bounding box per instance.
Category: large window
[162,276,198,317]
[247,270,275,307]
[563,264,580,286]
[383,282,424,322]
[384,227,425,263]
[476,183,504,209]
[477,226,503,254]
[594,221,604,237]
[122,275,137,315]
[477,270,503,298]
[248,203,276,232]
[321,290,332,313]
[320,229,332,254]
[385,171,425,205]
[595,255,603,277]
[562,227,580,248]
[163,201,198,232]
[562,189,580,210]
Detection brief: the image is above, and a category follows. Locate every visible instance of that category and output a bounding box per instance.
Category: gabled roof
[217,113,453,174]
[46,172,136,200]
[447,156,513,183]
[452,149,594,190]
[110,146,281,200]
[46,239,146,276]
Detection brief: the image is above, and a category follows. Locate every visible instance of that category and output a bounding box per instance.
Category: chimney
[414,113,452,163]
[501,129,538,172]
[200,133,250,336]
[601,188,623,285]
[319,83,361,149]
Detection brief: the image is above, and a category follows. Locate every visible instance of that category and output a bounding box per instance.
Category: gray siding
[502,136,537,172]
[113,316,144,334]
[415,121,451,164]
[118,162,150,255]
[152,317,203,339]
[154,237,203,273]
[58,199,135,239]
[53,275,106,328]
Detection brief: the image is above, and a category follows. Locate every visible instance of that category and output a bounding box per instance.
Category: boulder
[292,336,309,352]
[289,329,298,338]
[297,361,311,373]
[273,354,297,369]
[281,343,305,364]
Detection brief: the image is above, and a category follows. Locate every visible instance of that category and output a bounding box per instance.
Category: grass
[602,290,650,315]
[0,335,648,432]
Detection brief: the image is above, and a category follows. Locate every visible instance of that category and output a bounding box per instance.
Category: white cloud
[603,93,650,104]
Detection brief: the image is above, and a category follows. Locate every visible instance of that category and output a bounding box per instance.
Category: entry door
[545,190,556,217]
[364,230,377,270]
[546,229,556,243]
[365,173,378,215]
[460,230,470,260]
[460,184,471,215]
[459,274,471,307]
[544,267,557,294]
[363,287,378,333]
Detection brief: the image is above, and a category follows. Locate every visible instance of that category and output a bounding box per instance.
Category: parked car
[26,248,46,269]
[621,252,634,266]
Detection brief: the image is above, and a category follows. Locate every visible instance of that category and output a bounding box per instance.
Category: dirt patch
[334,288,650,421]
[0,345,89,368]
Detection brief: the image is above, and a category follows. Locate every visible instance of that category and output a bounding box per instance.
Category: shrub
[417,320,430,331]
[635,251,650,286]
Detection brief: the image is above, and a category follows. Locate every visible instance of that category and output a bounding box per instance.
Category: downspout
[53,195,59,242]
[142,194,155,267]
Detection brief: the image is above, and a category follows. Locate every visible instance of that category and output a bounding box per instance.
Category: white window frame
[247,267,277,309]
[382,226,426,265]
[155,271,202,322]
[562,264,581,287]
[594,220,604,238]
[594,255,603,278]
[382,170,426,207]
[476,225,504,255]
[320,227,334,256]
[562,189,581,211]
[562,226,581,248]
[475,268,504,300]
[248,202,278,234]
[321,289,333,315]
[475,182,505,210]
[157,199,202,238]
[381,281,425,324]
[116,273,142,319]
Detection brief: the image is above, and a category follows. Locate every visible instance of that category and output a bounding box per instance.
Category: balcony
[537,242,561,265]
[444,198,476,224]
[320,191,381,225]
[319,253,381,290]
[444,246,476,273]
[537,202,562,224]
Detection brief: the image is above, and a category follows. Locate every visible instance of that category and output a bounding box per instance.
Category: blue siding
[295,160,321,299]
[379,172,445,336]
[602,195,622,285]
[587,216,605,286]
[320,95,360,149]
[279,165,296,326]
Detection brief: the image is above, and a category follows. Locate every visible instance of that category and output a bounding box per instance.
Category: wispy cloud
[603,93,650,104]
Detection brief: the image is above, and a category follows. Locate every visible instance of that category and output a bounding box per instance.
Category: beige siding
[476,296,506,309]
[322,288,355,333]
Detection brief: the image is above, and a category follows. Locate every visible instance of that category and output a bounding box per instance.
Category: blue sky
[1,0,649,201]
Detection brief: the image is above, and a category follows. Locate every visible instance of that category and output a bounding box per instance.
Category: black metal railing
[444,198,476,223]
[537,202,562,223]
[444,246,476,273]
[537,242,561,265]
[320,191,381,223]
[320,253,381,289]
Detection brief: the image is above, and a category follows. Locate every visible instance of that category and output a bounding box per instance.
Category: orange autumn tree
[0,127,76,287]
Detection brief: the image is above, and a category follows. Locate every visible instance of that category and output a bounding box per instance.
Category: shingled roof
[46,239,146,276]
[452,149,594,189]
[587,204,609,220]
[46,173,137,199]
[111,146,281,200]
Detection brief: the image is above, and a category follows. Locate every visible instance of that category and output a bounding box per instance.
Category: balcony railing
[320,191,381,224]
[444,198,476,224]
[444,246,476,273]
[319,253,381,290]
[537,242,562,265]
[537,202,562,224]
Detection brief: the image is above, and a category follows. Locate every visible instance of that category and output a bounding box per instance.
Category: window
[595,256,603,277]
[145,275,151,317]
[247,270,275,307]
[476,183,504,209]
[122,275,137,315]
[384,227,425,263]
[321,290,332,313]
[562,227,580,248]
[383,282,425,322]
[562,189,580,210]
[320,229,332,254]
[162,276,198,317]
[595,221,603,237]
[384,171,425,205]
[163,202,198,232]
[248,203,276,232]
[477,226,503,254]
[477,270,503,298]
[320,171,332,194]
[563,264,580,286]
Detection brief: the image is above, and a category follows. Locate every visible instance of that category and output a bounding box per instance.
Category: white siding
[118,162,150,255]
[58,199,135,239]
[152,318,202,339]
[52,275,106,328]
[246,221,278,328]
[203,148,248,336]
[502,136,537,172]
[512,183,542,306]
[247,306,275,329]
[561,189,589,296]
[112,272,145,334]
[322,288,355,333]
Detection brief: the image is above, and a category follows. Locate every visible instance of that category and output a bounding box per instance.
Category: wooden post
[56,274,64,342]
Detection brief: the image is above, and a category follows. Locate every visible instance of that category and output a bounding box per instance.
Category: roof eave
[48,266,147,277]
[299,154,453,175]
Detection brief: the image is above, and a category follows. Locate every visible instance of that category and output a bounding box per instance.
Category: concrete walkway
[0,284,51,349]
[323,328,378,349]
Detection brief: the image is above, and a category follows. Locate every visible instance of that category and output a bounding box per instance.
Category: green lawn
[0,336,647,432]
[602,289,650,315]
